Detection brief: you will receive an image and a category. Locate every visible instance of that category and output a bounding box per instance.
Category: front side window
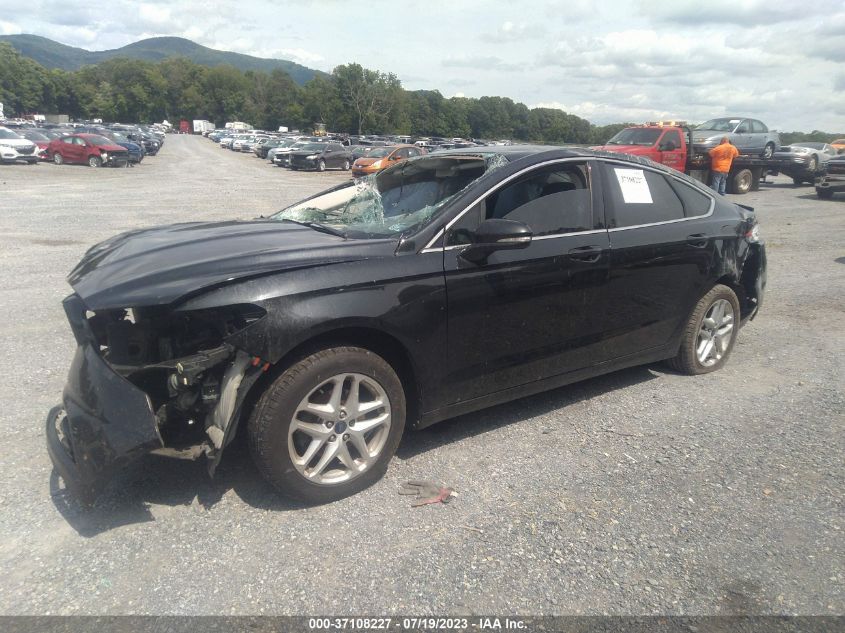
[604,165,685,227]
[446,162,593,244]
[661,130,682,149]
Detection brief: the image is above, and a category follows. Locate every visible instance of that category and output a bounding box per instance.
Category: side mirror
[460,218,532,264]
[659,140,676,151]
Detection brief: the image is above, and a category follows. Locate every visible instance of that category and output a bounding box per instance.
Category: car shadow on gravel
[49,435,311,537]
[397,365,660,460]
[50,364,660,536]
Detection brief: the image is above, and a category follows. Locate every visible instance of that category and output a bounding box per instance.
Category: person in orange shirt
[708,137,740,195]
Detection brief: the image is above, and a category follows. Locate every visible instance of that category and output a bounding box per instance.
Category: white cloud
[138,3,172,26]
[0,20,21,35]
[2,0,842,130]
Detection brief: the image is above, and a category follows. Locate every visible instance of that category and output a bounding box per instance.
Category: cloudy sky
[2,0,844,130]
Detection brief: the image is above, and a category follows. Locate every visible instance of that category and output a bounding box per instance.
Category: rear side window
[604,165,684,228]
[669,179,712,217]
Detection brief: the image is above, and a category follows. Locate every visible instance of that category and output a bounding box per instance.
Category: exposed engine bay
[86,303,267,460]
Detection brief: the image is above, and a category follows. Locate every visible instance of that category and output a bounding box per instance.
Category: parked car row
[0,121,164,167]
[208,129,440,176]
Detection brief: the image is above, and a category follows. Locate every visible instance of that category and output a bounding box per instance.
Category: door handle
[686,233,708,248]
[568,245,603,262]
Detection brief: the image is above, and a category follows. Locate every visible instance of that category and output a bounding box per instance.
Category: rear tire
[762,142,775,159]
[53,153,64,165]
[248,346,405,504]
[668,284,740,375]
[731,168,753,194]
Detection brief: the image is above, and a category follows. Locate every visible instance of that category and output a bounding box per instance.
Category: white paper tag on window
[614,168,653,204]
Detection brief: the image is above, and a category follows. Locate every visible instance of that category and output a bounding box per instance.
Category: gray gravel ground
[0,136,842,616]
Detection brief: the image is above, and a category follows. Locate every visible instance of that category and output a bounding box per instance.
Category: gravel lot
[0,135,842,616]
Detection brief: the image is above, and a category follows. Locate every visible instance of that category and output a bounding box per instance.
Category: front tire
[807,155,818,172]
[343,159,351,171]
[88,156,102,168]
[248,346,406,504]
[317,159,326,172]
[53,152,64,165]
[668,284,740,375]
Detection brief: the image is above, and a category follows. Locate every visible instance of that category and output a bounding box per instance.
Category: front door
[658,129,685,172]
[442,160,611,405]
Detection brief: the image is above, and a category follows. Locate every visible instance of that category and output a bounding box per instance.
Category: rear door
[597,161,716,359]
[442,159,612,404]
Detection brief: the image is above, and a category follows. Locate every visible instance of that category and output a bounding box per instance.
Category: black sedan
[288,142,352,171]
[46,147,766,504]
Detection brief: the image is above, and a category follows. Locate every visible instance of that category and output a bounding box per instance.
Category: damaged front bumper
[46,346,162,504]
[47,293,265,505]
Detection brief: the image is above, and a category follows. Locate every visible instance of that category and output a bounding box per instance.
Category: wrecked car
[47,147,767,505]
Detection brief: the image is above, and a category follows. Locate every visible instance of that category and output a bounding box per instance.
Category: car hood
[68,220,395,310]
[0,138,36,149]
[692,130,726,141]
[354,157,379,166]
[97,143,129,153]
[289,150,321,158]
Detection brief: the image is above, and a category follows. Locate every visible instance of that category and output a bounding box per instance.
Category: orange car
[831,139,845,154]
[351,144,425,177]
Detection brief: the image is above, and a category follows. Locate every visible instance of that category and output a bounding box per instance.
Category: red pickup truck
[594,124,777,194]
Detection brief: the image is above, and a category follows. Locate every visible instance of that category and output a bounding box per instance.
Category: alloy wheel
[696,299,735,367]
[288,373,391,485]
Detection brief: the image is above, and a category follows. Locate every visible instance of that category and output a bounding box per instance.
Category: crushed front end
[47,294,267,504]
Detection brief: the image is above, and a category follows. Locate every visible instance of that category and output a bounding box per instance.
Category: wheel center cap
[335,421,347,434]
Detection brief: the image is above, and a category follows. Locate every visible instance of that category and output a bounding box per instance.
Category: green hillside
[0,34,323,85]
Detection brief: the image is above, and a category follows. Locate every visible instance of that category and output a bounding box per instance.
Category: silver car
[692,118,780,158]
[773,142,839,185]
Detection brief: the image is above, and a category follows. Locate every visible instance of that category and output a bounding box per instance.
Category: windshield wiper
[280,219,346,238]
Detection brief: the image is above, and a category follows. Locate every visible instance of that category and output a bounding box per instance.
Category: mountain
[0,34,323,85]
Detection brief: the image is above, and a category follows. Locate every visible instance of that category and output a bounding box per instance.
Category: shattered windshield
[271,154,506,238]
[606,128,662,146]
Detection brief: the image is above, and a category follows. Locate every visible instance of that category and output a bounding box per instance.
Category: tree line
[0,42,838,145]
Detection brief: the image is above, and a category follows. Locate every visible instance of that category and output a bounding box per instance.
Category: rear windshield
[298,143,327,152]
[86,135,113,146]
[606,129,662,146]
